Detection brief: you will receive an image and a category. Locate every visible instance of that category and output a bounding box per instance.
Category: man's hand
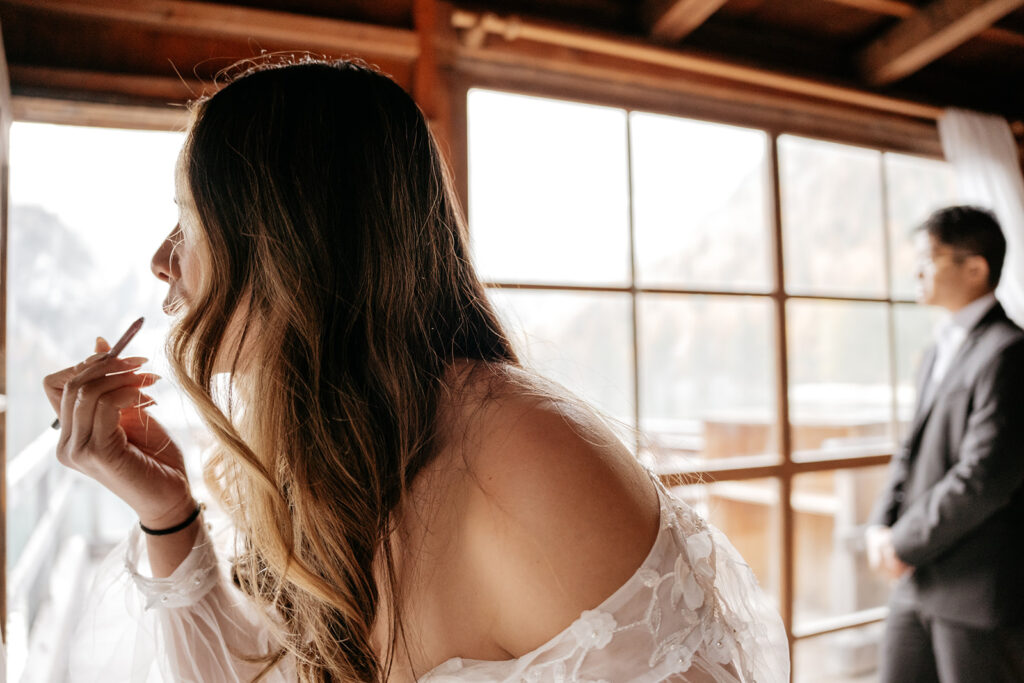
[866,524,912,580]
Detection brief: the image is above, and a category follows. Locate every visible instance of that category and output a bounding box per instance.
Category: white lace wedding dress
[69,479,789,682]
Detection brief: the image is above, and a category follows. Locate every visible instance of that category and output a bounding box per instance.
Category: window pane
[8,125,192,451]
[7,124,204,576]
[794,623,884,682]
[670,479,780,613]
[787,300,894,459]
[487,289,634,425]
[9,123,183,461]
[794,467,893,631]
[884,153,959,300]
[630,113,771,291]
[638,294,776,471]
[780,136,886,297]
[468,89,630,286]
[894,303,943,438]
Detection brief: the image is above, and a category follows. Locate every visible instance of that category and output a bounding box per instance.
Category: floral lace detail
[124,520,220,610]
[569,610,617,650]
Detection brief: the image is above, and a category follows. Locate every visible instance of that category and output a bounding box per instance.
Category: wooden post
[415,0,469,224]
[767,132,795,664]
[414,0,453,156]
[0,18,12,646]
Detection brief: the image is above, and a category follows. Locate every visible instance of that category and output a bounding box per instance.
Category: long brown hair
[167,57,518,681]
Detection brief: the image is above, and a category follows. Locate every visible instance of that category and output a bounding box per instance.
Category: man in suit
[867,205,1024,682]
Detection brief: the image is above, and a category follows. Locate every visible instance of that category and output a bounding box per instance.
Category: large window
[6,122,203,678]
[467,88,958,681]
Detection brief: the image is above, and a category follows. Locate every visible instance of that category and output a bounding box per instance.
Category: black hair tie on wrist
[140,503,203,536]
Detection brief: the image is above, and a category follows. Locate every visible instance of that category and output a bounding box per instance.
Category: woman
[44,59,787,682]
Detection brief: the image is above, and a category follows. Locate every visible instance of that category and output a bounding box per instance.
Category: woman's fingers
[43,351,114,413]
[60,354,149,399]
[43,335,130,413]
[58,357,119,447]
[90,387,156,455]
[68,371,159,450]
[58,357,141,432]
[58,358,156,454]
[121,409,183,471]
[72,374,157,446]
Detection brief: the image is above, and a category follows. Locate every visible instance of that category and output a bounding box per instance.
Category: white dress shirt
[920,292,998,408]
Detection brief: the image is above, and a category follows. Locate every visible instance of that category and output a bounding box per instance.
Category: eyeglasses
[915,247,979,271]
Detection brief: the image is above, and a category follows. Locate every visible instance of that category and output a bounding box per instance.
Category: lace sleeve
[69,519,294,683]
[124,523,220,609]
[688,508,790,683]
[586,494,790,683]
[587,494,790,683]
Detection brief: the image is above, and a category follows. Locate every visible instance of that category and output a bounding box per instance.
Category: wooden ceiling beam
[0,0,420,60]
[452,10,944,120]
[856,0,1024,83]
[12,95,189,130]
[824,0,915,17]
[11,65,204,102]
[453,43,945,156]
[827,0,1024,47]
[642,0,730,42]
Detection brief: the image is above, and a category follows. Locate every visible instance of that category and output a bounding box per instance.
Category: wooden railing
[7,428,93,683]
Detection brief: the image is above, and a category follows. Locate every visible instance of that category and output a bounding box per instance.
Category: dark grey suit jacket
[870,302,1024,629]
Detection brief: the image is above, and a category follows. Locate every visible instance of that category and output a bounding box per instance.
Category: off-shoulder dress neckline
[417,483,670,681]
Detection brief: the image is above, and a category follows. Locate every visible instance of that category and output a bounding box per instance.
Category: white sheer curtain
[938,108,1024,326]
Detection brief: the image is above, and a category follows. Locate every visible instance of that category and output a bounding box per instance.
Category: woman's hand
[42,337,195,530]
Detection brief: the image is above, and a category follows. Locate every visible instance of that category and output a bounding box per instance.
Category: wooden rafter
[825,0,1024,47]
[11,65,204,102]
[452,10,943,120]
[859,0,1024,84]
[642,0,729,41]
[12,95,189,130]
[0,0,419,60]
[826,0,917,15]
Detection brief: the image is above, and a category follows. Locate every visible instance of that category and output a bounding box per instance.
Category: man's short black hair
[920,205,1006,289]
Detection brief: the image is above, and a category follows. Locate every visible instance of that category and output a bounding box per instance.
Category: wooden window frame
[452,72,948,676]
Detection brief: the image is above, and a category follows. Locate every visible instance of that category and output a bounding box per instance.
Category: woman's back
[380,362,661,681]
[351,362,789,682]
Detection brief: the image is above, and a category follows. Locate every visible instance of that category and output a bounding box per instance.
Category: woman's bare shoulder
[446,363,660,657]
